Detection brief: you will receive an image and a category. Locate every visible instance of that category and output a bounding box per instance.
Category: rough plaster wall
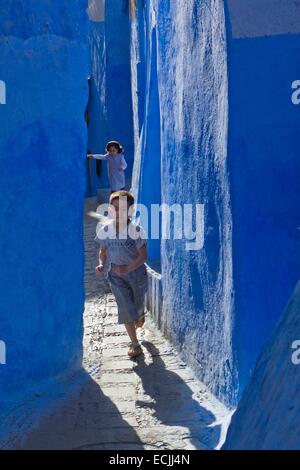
[131,0,236,406]
[158,0,236,406]
[0,0,89,416]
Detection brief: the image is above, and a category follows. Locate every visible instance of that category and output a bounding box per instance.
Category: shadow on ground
[132,341,221,450]
[19,370,143,450]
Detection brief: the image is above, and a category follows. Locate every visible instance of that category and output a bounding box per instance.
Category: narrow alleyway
[15,199,230,450]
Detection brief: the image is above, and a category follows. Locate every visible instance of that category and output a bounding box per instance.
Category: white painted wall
[228,0,300,38]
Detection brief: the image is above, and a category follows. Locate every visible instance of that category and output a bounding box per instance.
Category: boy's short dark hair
[106,141,124,154]
[109,190,135,207]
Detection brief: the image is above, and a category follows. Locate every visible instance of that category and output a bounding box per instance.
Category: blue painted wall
[86,19,108,196]
[1,0,299,424]
[87,0,134,195]
[131,0,237,405]
[0,0,89,416]
[224,281,300,449]
[225,2,300,393]
[131,1,161,262]
[131,0,300,406]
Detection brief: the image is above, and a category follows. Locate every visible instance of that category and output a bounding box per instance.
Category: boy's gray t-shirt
[95,220,147,267]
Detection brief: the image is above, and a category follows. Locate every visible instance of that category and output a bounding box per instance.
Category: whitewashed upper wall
[227,0,300,38]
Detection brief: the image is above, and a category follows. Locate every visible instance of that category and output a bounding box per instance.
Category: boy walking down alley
[95,191,148,357]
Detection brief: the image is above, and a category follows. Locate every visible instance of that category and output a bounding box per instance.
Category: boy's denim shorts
[107,263,148,324]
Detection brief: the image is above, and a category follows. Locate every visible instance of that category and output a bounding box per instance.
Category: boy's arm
[99,247,107,266]
[96,247,107,273]
[127,245,147,273]
[112,245,147,276]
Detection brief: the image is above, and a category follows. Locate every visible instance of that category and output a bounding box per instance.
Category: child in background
[95,190,148,358]
[87,141,127,193]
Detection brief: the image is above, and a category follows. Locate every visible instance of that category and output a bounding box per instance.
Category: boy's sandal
[128,343,143,358]
[135,312,146,329]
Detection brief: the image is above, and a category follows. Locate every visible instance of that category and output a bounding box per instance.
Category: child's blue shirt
[93,153,127,191]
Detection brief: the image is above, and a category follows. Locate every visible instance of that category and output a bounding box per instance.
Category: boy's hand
[95,264,105,275]
[118,165,124,171]
[111,265,129,276]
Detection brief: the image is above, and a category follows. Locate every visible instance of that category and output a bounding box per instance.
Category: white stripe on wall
[0,80,6,105]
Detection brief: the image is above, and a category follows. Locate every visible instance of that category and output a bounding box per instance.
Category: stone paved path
[16,198,230,450]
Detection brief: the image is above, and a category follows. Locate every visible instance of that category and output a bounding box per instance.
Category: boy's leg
[107,271,142,357]
[108,271,140,324]
[124,322,139,345]
[125,322,143,357]
[135,312,145,329]
[127,266,148,329]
